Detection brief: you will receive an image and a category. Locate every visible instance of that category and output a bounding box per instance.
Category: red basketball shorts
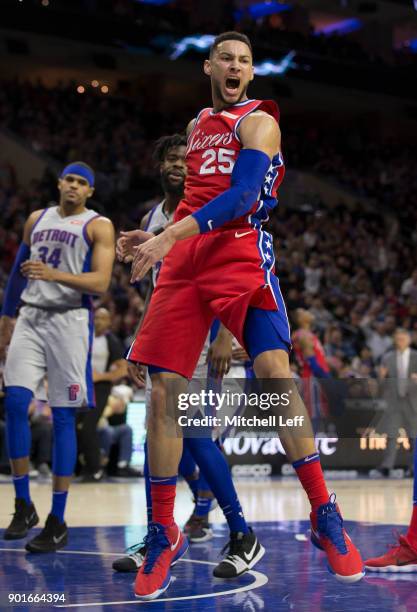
[127,228,290,379]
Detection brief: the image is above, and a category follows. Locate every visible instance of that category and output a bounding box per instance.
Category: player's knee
[4,386,33,418]
[150,381,168,414]
[254,353,292,379]
[4,387,32,459]
[52,407,76,431]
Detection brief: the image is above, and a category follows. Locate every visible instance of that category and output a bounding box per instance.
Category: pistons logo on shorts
[68,384,80,401]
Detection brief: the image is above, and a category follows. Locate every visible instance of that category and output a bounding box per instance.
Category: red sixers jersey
[174,98,285,229]
[292,330,330,379]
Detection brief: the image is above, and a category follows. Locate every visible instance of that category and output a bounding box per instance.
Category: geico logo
[223,435,338,456]
[232,464,272,477]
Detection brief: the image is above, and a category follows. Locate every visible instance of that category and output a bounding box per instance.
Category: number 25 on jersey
[199,148,235,175]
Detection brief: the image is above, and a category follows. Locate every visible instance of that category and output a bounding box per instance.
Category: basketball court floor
[1,478,416,610]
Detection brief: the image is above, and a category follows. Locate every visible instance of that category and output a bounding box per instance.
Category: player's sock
[186,437,249,534]
[150,475,177,526]
[51,491,68,523]
[12,474,31,504]
[195,495,213,517]
[5,386,33,503]
[178,443,199,499]
[194,470,215,516]
[406,439,417,550]
[293,453,329,510]
[51,408,77,523]
[143,440,152,525]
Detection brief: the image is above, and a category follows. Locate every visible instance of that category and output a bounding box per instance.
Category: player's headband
[60,162,95,187]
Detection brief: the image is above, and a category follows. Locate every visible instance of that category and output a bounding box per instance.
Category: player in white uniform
[0,162,115,552]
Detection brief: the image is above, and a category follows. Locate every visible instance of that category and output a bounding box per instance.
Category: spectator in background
[361,318,393,363]
[372,328,417,476]
[304,255,322,295]
[98,384,139,478]
[401,269,417,302]
[77,308,127,482]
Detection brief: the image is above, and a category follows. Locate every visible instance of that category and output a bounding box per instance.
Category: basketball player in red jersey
[126,32,364,599]
[292,309,331,421]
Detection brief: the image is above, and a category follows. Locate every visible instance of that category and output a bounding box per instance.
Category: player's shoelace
[318,496,347,555]
[125,534,149,555]
[220,533,242,559]
[142,526,170,574]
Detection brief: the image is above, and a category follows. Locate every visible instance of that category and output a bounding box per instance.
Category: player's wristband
[307,356,330,378]
[192,149,271,233]
[1,242,30,317]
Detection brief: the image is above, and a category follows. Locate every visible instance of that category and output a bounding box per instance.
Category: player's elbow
[95,277,111,295]
[236,186,259,217]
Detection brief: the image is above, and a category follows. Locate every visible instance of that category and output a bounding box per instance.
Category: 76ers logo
[68,384,80,401]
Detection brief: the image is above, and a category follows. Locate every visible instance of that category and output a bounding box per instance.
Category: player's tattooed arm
[21,217,115,295]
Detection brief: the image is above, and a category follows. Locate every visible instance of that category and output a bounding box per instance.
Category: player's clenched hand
[130,231,176,283]
[127,362,146,387]
[20,260,56,281]
[116,230,154,263]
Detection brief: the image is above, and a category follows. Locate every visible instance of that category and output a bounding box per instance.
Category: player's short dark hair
[210,31,253,58]
[153,134,187,165]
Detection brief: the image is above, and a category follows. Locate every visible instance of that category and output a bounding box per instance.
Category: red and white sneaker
[310,494,365,583]
[134,522,188,600]
[365,534,417,572]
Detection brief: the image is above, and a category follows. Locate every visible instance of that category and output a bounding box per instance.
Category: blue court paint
[1,521,416,611]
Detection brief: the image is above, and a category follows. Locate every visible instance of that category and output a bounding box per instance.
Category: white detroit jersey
[21,205,100,309]
[144,200,173,288]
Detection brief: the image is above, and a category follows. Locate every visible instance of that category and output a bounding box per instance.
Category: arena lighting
[235,1,292,21]
[314,18,363,36]
[170,34,215,60]
[170,35,302,76]
[254,50,297,75]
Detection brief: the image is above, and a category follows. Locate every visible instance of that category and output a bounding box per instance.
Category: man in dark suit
[377,328,417,474]
[77,308,127,481]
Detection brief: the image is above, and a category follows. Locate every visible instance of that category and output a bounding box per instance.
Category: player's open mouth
[225,77,240,94]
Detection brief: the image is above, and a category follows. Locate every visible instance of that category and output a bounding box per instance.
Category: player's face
[58,174,94,207]
[160,145,187,196]
[204,40,254,107]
